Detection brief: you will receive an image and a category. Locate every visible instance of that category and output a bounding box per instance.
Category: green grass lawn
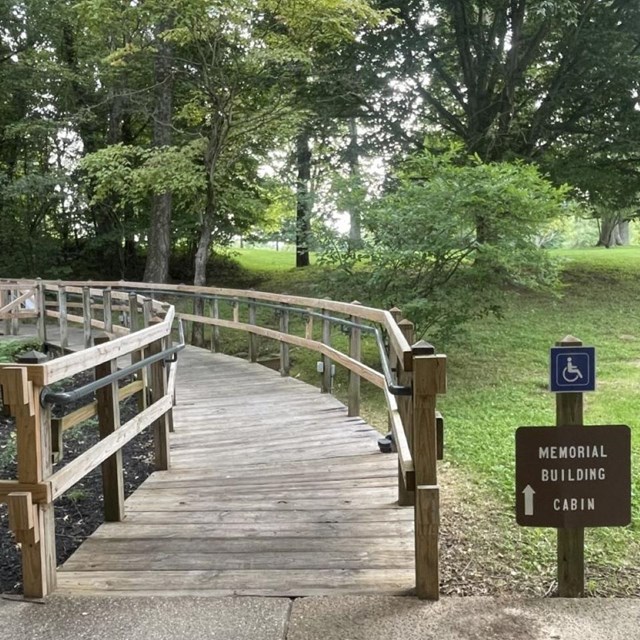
[232,245,640,593]
[439,254,640,585]
[551,245,640,272]
[232,247,314,272]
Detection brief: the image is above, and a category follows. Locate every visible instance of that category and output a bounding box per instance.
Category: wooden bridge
[0,280,446,600]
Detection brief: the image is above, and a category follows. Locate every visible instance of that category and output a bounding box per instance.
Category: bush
[319,148,573,342]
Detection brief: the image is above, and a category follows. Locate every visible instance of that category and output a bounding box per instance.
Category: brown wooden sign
[515,425,631,528]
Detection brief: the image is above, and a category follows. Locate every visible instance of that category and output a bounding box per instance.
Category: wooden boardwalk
[55,346,415,596]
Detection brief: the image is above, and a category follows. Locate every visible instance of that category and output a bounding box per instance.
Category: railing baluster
[142,297,152,328]
[397,317,415,507]
[36,279,47,344]
[10,288,19,335]
[148,323,170,471]
[0,290,9,336]
[102,288,113,334]
[58,285,68,351]
[305,308,313,340]
[94,333,125,522]
[248,297,257,363]
[348,301,362,417]
[210,297,220,353]
[129,293,146,411]
[279,303,290,376]
[321,309,331,393]
[82,286,93,348]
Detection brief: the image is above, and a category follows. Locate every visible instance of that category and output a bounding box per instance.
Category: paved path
[2,594,639,640]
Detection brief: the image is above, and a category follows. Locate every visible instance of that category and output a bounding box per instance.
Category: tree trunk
[347,117,362,247]
[191,182,216,347]
[144,22,174,283]
[91,90,129,276]
[597,214,628,247]
[295,128,312,268]
[617,220,630,245]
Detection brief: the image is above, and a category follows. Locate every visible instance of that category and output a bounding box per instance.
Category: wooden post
[248,298,258,362]
[397,318,415,507]
[210,297,220,353]
[94,333,125,522]
[304,308,313,340]
[321,309,331,393]
[58,286,68,352]
[128,292,139,333]
[142,299,153,406]
[162,326,176,434]
[348,302,362,417]
[10,288,19,335]
[147,326,170,471]
[232,298,240,323]
[129,293,146,411]
[2,366,57,597]
[82,287,93,348]
[279,304,290,377]
[388,307,402,370]
[190,293,205,347]
[36,280,47,345]
[0,290,10,335]
[102,288,113,334]
[556,335,585,598]
[412,340,446,600]
[416,485,439,597]
[142,298,152,328]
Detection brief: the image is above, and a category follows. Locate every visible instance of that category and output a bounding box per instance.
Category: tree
[353,1,640,246]
[144,12,176,283]
[319,147,571,340]
[0,1,77,275]
[374,2,638,155]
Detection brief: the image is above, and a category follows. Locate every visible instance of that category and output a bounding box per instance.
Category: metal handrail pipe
[41,320,186,407]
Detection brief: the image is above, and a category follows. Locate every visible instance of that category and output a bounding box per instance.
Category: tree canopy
[0,0,638,331]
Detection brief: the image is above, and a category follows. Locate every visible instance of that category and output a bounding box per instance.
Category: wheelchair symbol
[562,357,583,383]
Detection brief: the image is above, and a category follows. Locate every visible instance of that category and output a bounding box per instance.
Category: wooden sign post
[556,335,585,597]
[515,335,632,598]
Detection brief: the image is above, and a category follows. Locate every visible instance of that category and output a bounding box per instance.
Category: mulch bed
[0,371,154,594]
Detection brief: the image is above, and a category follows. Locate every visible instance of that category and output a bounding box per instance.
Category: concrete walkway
[1,595,639,640]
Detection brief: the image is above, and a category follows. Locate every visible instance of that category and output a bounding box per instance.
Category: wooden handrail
[0,276,448,600]
[28,306,174,385]
[48,395,172,501]
[0,279,179,599]
[21,279,412,371]
[178,312,386,389]
[0,289,35,316]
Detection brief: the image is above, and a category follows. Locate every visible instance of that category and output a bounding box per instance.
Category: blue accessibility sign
[550,346,596,392]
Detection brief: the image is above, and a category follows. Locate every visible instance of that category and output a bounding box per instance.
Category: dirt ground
[0,378,153,594]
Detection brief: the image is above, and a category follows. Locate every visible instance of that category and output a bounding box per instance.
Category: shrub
[319,148,573,342]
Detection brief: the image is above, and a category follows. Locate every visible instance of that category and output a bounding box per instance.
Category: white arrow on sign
[523,485,535,516]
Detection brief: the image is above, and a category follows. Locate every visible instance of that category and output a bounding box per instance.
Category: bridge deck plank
[46,346,416,596]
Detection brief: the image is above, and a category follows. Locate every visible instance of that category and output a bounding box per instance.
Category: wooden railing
[0,279,446,600]
[0,283,38,336]
[0,282,176,598]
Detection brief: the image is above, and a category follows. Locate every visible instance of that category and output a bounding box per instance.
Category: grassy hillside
[439,247,640,588]
[231,245,640,594]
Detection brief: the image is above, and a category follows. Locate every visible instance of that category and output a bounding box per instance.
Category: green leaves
[80,142,207,210]
[320,150,572,340]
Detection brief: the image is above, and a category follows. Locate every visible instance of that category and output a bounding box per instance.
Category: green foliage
[320,148,573,340]
[80,142,206,213]
[439,251,640,572]
[0,339,44,363]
